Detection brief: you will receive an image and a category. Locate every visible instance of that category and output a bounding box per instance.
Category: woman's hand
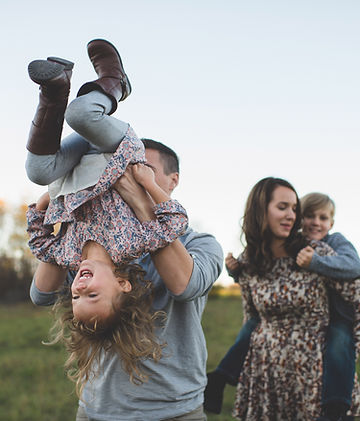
[36,192,50,211]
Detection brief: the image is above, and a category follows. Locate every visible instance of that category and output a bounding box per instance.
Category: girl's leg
[215,316,259,384]
[27,57,73,155]
[65,91,129,153]
[25,133,90,185]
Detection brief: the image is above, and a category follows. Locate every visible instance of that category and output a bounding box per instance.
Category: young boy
[205,193,360,421]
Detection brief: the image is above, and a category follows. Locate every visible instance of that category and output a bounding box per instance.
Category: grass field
[0,298,358,421]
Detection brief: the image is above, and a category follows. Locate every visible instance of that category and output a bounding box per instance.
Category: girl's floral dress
[27,127,188,270]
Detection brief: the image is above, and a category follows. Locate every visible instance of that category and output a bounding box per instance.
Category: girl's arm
[26,193,61,265]
[113,164,188,258]
[114,165,192,295]
[132,163,170,204]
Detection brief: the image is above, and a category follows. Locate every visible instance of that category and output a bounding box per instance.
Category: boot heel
[47,57,74,70]
[28,60,65,84]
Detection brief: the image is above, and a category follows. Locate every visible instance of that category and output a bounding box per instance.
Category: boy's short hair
[301,192,336,218]
[141,138,179,175]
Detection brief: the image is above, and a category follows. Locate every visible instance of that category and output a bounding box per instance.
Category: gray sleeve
[170,233,224,301]
[29,270,75,306]
[308,232,360,281]
[29,278,58,306]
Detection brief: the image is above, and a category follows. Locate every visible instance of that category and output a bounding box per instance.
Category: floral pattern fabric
[26,127,188,270]
[233,242,360,420]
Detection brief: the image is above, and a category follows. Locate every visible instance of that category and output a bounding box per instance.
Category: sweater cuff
[30,279,58,306]
[153,199,187,216]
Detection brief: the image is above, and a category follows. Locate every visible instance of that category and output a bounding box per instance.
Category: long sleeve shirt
[30,227,224,420]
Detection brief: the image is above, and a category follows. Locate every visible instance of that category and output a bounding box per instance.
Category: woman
[232,177,360,420]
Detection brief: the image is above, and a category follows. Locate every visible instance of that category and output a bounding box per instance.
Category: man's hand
[36,192,50,211]
[296,246,314,268]
[113,165,155,222]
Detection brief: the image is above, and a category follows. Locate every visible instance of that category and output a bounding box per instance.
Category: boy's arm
[309,233,360,281]
[225,252,243,282]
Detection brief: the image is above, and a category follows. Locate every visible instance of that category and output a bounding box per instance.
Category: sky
[1,0,360,285]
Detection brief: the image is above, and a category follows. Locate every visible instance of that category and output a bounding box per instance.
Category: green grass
[0,303,78,421]
[0,298,358,421]
[203,297,243,421]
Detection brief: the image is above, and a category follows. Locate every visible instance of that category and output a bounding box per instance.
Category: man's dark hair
[141,138,179,175]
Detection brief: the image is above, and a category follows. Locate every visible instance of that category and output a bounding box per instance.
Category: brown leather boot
[77,39,131,115]
[27,57,74,155]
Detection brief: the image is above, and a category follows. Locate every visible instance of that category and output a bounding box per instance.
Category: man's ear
[118,279,132,293]
[169,172,179,192]
[330,219,334,230]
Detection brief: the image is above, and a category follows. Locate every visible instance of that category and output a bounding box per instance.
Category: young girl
[26,39,188,393]
[205,190,360,420]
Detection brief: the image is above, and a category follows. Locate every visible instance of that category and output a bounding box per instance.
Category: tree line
[0,200,36,303]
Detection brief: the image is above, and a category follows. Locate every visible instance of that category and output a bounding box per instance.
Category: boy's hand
[36,192,50,211]
[296,246,314,268]
[132,163,156,190]
[225,252,241,277]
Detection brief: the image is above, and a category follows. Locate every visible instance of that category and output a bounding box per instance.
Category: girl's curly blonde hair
[46,263,165,398]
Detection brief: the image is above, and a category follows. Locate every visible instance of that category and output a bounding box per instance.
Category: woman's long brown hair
[242,177,307,275]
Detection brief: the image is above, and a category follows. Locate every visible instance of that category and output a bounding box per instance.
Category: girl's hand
[132,163,156,190]
[36,192,50,211]
[296,246,314,268]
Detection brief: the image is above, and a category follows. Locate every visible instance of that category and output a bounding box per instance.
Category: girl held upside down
[26,39,187,395]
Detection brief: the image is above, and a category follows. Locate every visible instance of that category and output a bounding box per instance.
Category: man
[30,139,223,421]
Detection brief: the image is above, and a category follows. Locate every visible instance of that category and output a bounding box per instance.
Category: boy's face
[302,205,334,241]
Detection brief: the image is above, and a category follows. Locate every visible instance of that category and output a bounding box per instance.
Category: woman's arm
[238,276,260,323]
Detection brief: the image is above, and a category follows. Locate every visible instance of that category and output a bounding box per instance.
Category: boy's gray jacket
[310,232,360,322]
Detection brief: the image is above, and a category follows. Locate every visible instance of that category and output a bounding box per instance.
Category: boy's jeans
[322,317,355,407]
[215,316,259,385]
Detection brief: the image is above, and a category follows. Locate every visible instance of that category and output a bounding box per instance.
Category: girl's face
[71,259,131,323]
[302,205,334,241]
[267,186,297,240]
